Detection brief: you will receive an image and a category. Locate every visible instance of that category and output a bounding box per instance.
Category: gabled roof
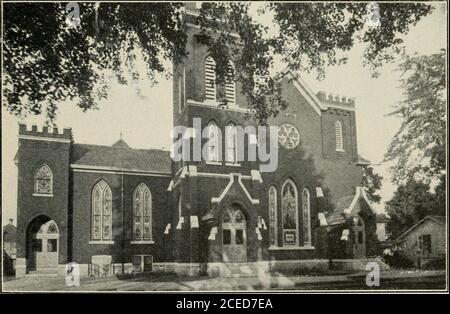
[277,68,326,116]
[277,68,357,116]
[71,144,171,174]
[327,187,377,226]
[395,215,446,241]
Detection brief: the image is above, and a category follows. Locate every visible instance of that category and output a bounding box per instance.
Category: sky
[1,2,447,225]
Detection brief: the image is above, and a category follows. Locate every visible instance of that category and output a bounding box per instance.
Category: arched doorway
[26,217,59,271]
[222,206,247,263]
[353,216,366,258]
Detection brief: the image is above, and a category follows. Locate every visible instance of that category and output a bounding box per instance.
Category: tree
[362,166,383,204]
[3,2,433,123]
[384,50,446,188]
[384,50,446,237]
[385,179,444,238]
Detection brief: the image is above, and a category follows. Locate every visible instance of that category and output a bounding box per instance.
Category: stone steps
[26,268,59,277]
[210,262,270,278]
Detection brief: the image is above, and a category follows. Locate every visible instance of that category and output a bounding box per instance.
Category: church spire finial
[112,132,129,148]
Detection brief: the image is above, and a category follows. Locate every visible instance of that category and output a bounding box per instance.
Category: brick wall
[71,171,171,264]
[16,125,72,264]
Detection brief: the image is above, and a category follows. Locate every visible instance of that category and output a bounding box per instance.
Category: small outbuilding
[393,216,446,268]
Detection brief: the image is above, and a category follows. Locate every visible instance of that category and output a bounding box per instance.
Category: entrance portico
[26,216,59,273]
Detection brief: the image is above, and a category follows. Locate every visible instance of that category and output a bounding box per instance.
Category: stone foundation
[15,258,26,278]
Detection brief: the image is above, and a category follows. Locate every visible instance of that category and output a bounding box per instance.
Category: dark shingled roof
[71,143,171,174]
[327,195,355,226]
[327,194,359,226]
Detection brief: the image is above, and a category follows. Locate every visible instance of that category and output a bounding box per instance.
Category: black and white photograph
[1,1,447,295]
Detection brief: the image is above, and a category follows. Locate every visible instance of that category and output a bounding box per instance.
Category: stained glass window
[206,121,219,162]
[225,123,237,163]
[281,179,298,246]
[91,180,113,241]
[133,183,152,241]
[35,164,52,195]
[278,124,300,149]
[302,188,311,246]
[269,186,278,246]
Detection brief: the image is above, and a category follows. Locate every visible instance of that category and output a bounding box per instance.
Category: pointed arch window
[302,188,311,246]
[225,123,237,163]
[206,121,220,162]
[281,179,298,246]
[91,180,112,241]
[269,186,278,247]
[205,56,216,101]
[35,164,53,195]
[133,183,152,242]
[335,121,344,151]
[225,61,236,105]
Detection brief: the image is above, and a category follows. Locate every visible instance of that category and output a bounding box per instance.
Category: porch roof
[327,187,376,226]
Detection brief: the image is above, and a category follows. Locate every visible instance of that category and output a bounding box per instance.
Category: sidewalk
[3,270,446,292]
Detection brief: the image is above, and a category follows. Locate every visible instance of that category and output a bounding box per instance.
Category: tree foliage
[3,2,433,123]
[3,2,186,120]
[384,50,446,186]
[386,179,445,238]
[269,2,432,78]
[362,166,383,203]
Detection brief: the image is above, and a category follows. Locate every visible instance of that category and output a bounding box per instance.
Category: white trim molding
[190,216,199,228]
[70,164,170,177]
[18,134,71,143]
[344,186,377,216]
[164,223,171,235]
[32,193,54,198]
[268,246,315,251]
[211,174,260,205]
[277,68,325,116]
[186,99,254,114]
[89,241,114,245]
[176,217,185,230]
[130,241,155,245]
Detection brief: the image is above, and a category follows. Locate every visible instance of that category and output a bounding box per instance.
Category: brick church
[14,4,379,278]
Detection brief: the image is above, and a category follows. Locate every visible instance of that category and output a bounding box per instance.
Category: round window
[278,124,300,149]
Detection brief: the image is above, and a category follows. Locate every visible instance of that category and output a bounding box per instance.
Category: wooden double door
[222,207,247,263]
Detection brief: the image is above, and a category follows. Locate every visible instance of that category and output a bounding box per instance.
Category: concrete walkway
[3,270,446,292]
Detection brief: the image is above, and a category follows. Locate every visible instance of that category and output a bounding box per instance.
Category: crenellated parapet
[18,123,73,141]
[316,91,355,109]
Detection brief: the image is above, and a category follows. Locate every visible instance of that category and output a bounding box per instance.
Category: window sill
[33,193,53,197]
[224,163,241,167]
[205,161,222,166]
[89,241,114,245]
[130,241,155,245]
[268,246,315,251]
[336,149,345,152]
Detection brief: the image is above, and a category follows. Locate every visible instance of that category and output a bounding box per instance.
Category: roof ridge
[73,143,169,153]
